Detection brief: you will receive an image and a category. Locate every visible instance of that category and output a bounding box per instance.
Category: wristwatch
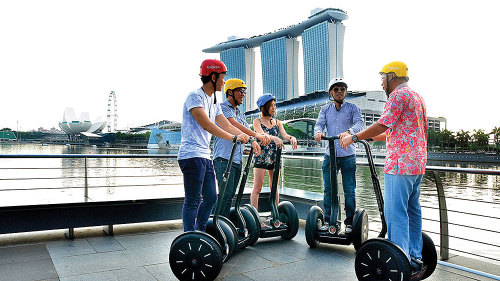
[351,134,358,143]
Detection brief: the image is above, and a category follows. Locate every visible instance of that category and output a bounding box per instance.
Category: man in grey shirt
[213,78,270,218]
[314,78,364,234]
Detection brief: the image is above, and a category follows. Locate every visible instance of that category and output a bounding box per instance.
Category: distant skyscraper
[302,21,345,94]
[220,45,255,112]
[203,8,348,111]
[261,37,299,103]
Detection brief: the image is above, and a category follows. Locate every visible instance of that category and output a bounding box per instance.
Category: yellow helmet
[224,78,247,94]
[380,61,408,78]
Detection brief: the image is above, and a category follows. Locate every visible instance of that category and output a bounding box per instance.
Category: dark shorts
[254,162,275,171]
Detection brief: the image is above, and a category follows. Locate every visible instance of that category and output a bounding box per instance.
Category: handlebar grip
[320,136,340,140]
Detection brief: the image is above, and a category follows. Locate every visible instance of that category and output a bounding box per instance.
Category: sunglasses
[236,88,246,94]
[333,87,346,92]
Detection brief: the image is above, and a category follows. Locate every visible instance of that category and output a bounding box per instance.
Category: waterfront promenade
[1,220,498,281]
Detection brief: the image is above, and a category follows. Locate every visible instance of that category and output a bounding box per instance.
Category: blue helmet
[256,94,276,109]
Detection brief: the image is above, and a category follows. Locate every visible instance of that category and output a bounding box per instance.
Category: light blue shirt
[213,100,249,164]
[314,101,364,157]
[178,88,222,160]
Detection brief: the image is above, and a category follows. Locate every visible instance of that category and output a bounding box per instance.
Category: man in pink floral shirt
[340,61,427,273]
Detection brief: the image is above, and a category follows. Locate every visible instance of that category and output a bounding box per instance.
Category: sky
[0,0,499,133]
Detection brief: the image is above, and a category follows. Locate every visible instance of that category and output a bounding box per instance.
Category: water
[1,142,499,264]
[0,143,183,206]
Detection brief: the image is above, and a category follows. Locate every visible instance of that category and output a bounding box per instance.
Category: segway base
[317,233,352,245]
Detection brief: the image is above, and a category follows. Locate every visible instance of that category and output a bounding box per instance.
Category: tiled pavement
[0,221,498,281]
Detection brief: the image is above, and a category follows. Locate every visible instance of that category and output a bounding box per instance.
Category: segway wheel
[355,238,411,281]
[229,207,259,248]
[421,232,437,280]
[243,204,262,242]
[169,231,223,281]
[206,217,238,261]
[278,201,299,240]
[305,206,324,247]
[352,209,369,251]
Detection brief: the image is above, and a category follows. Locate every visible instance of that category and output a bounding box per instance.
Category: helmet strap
[211,73,219,104]
[385,73,392,98]
[227,90,239,107]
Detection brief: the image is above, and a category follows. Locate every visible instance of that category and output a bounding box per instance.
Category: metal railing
[280,154,500,264]
[0,153,499,266]
[0,154,180,203]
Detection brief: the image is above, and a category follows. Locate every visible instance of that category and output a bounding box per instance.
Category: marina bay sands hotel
[203,8,445,132]
[203,8,346,113]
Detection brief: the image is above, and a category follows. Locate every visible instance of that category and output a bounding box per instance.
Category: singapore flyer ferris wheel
[107,91,117,132]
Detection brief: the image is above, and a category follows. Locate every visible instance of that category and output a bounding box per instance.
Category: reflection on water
[0,143,183,206]
[276,156,500,264]
[1,143,499,263]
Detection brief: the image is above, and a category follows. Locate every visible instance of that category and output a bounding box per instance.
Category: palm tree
[472,129,489,150]
[456,130,470,150]
[440,129,455,150]
[490,126,500,153]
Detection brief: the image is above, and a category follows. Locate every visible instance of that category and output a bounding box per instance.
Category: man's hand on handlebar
[340,133,354,149]
[236,133,250,144]
[314,132,325,143]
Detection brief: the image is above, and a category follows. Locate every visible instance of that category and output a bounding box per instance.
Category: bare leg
[251,168,266,210]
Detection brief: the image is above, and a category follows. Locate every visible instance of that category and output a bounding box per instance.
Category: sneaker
[410,257,426,278]
[345,225,352,234]
[318,221,329,231]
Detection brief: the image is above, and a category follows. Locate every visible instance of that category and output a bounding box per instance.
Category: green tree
[427,130,440,148]
[471,129,489,150]
[456,130,470,150]
[490,126,500,153]
[282,124,307,140]
[439,129,456,149]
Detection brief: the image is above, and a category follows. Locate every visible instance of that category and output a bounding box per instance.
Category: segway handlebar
[357,139,387,238]
[321,136,339,141]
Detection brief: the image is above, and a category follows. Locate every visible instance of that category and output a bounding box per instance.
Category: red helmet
[200,59,227,76]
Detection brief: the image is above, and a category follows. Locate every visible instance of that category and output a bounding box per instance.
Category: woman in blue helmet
[250,94,298,224]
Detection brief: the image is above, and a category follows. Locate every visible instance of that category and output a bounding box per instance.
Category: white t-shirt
[177,88,223,160]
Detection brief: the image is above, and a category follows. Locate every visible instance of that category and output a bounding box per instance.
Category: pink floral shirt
[377,83,428,175]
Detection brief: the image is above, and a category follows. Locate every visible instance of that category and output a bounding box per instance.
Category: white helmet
[327,78,348,92]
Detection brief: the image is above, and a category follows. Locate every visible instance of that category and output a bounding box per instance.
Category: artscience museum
[58,108,107,136]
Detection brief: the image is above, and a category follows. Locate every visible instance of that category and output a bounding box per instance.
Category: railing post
[84,157,88,201]
[432,170,449,260]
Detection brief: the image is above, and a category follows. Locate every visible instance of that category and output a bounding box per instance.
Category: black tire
[305,206,323,247]
[228,207,259,249]
[278,201,299,240]
[243,204,261,241]
[355,238,411,281]
[352,209,369,251]
[205,217,238,261]
[169,231,223,281]
[421,232,437,280]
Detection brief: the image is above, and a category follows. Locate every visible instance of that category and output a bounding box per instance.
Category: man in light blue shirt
[314,78,364,234]
[213,78,270,218]
[178,60,249,232]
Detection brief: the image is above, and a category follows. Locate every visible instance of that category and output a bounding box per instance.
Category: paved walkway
[0,221,497,281]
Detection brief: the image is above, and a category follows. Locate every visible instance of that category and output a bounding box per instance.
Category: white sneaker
[345,225,352,234]
[318,222,329,231]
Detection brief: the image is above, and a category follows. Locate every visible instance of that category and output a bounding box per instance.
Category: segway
[228,142,260,248]
[305,136,369,250]
[169,141,240,281]
[354,139,437,281]
[242,145,300,240]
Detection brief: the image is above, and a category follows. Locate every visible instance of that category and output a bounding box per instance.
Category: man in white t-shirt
[178,59,249,232]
